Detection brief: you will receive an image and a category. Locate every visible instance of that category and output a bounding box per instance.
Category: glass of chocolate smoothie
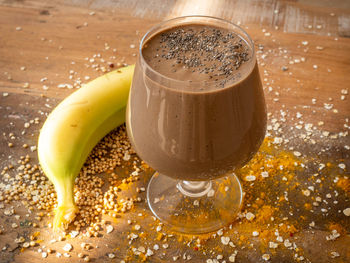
[126,16,267,234]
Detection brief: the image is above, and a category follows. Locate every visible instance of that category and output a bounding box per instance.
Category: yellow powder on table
[337,177,350,194]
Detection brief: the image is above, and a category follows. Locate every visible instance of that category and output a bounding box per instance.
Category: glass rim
[138,15,256,86]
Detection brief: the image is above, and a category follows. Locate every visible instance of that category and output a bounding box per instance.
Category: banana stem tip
[53,205,78,231]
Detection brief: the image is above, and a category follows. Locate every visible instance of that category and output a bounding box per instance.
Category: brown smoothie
[127,23,267,181]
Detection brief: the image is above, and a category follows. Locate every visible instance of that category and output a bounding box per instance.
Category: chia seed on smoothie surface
[143,25,251,87]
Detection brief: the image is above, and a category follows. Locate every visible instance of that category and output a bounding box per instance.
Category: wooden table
[0,0,349,262]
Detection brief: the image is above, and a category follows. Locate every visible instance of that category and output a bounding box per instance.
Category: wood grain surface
[0,0,349,262]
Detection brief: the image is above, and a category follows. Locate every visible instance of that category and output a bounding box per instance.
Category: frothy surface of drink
[142,24,253,91]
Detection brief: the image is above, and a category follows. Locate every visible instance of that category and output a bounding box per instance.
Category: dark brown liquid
[127,24,266,180]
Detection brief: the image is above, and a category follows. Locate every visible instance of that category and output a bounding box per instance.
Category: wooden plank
[58,0,350,36]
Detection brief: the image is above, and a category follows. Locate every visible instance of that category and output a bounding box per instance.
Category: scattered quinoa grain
[262,254,271,261]
[343,208,350,216]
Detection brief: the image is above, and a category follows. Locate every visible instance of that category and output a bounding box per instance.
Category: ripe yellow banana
[38,65,135,230]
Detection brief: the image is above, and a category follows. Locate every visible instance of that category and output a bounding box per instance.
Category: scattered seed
[245,212,255,221]
[343,208,350,216]
[262,254,271,261]
[63,243,73,252]
[221,236,230,245]
[106,225,114,234]
[245,175,256,181]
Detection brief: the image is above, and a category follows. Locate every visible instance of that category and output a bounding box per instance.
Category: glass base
[147,172,243,234]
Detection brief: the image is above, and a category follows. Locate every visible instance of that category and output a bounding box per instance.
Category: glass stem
[176,180,212,197]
